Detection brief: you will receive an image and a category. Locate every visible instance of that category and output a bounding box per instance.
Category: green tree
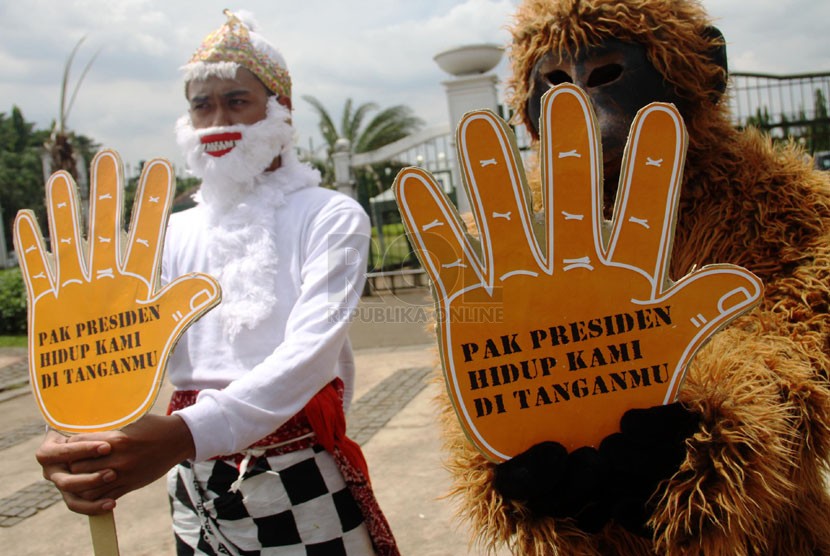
[122,163,202,224]
[0,106,99,254]
[745,106,771,131]
[301,96,424,208]
[0,107,52,252]
[780,113,791,140]
[810,88,830,153]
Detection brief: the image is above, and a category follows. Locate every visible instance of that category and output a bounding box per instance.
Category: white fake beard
[206,212,280,343]
[174,97,305,341]
[175,96,294,211]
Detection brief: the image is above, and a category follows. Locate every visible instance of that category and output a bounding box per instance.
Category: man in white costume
[36,10,399,556]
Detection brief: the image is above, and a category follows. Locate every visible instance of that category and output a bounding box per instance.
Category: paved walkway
[0,289,508,555]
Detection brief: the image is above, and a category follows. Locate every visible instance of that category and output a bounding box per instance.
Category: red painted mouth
[200,132,242,157]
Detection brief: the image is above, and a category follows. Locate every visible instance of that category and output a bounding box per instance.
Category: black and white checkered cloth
[168,445,376,555]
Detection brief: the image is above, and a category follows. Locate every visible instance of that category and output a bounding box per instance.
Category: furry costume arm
[653,246,830,554]
[656,322,828,554]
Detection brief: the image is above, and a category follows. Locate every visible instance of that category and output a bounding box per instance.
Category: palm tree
[302,96,424,199]
[303,97,425,272]
[43,36,101,209]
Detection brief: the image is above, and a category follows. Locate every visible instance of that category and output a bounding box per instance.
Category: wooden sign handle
[89,511,120,555]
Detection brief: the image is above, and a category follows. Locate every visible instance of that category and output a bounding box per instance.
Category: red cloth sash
[303,380,370,481]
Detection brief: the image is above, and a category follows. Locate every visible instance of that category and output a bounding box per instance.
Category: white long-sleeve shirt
[162,179,369,462]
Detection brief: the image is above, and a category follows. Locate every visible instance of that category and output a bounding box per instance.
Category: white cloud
[1,0,827,174]
[704,0,830,73]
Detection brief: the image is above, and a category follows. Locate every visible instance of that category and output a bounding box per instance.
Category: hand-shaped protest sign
[395,84,762,462]
[13,150,220,433]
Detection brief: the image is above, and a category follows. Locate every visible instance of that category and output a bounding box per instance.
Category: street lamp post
[434,43,504,214]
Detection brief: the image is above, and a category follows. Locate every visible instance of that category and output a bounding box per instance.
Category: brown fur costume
[437,0,830,554]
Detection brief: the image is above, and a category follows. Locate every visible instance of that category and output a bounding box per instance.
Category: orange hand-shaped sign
[13,150,220,433]
[395,84,762,462]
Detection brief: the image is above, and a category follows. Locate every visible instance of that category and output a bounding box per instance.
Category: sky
[1,0,829,177]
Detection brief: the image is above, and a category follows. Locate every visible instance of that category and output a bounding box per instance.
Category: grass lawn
[0,336,26,348]
[370,222,417,270]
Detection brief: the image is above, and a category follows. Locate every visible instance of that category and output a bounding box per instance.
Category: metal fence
[728,71,830,152]
[357,110,534,276]
[360,72,830,282]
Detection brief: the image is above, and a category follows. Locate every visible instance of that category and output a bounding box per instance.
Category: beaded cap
[186,9,291,98]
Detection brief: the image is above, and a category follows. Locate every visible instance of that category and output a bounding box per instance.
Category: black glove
[599,402,700,536]
[494,441,611,532]
[493,402,699,536]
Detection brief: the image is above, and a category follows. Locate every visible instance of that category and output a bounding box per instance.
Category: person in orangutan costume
[438,0,830,554]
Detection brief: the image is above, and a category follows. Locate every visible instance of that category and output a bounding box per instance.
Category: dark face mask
[526,39,681,194]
